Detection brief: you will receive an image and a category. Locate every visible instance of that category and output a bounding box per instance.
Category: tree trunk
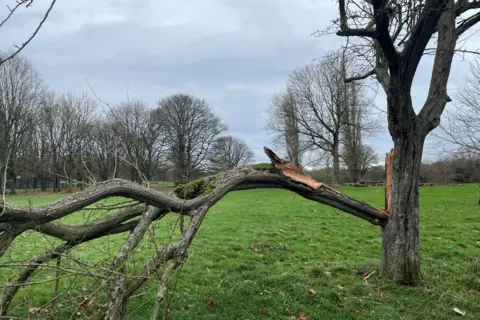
[350,168,361,184]
[41,177,46,191]
[8,171,16,195]
[130,166,136,183]
[332,142,340,188]
[54,175,60,193]
[381,98,423,285]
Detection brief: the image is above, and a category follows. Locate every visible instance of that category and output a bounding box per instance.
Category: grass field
[1,185,479,319]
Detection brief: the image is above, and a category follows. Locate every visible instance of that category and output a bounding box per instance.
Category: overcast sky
[1,0,478,164]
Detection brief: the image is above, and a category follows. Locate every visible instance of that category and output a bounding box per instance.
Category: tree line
[0,52,254,193]
[2,49,477,195]
[307,152,480,186]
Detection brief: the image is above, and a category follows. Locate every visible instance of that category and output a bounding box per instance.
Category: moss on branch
[203,177,216,195]
[252,163,279,174]
[173,179,205,199]
[174,177,217,200]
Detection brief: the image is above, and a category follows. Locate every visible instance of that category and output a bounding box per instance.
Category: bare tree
[0,0,57,66]
[436,58,480,155]
[156,93,227,184]
[287,50,378,187]
[109,100,165,183]
[342,144,379,182]
[0,52,45,194]
[59,92,97,191]
[287,53,346,187]
[266,88,303,167]
[209,135,255,171]
[342,82,381,182]
[37,91,66,192]
[36,91,96,191]
[84,119,120,181]
[330,0,480,284]
[435,58,480,204]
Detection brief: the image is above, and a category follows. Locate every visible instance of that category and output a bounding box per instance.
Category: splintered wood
[263,147,338,193]
[384,148,394,213]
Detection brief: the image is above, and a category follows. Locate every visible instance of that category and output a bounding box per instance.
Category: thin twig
[0,0,58,65]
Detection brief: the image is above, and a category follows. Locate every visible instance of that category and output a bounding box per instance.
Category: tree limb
[345,69,376,83]
[371,0,399,74]
[0,0,57,66]
[337,0,376,37]
[0,180,173,224]
[0,1,24,29]
[418,0,457,134]
[0,242,71,315]
[402,0,450,85]
[455,0,480,16]
[0,148,392,317]
[123,206,209,309]
[0,149,387,228]
[456,11,480,36]
[0,214,147,316]
[32,204,150,242]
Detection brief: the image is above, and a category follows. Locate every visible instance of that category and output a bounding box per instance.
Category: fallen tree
[0,147,389,319]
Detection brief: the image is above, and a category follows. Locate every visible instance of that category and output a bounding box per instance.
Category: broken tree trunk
[384,148,394,213]
[0,147,389,318]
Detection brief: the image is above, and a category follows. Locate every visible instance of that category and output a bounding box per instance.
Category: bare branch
[31,205,150,242]
[346,69,376,82]
[337,0,376,37]
[0,242,72,314]
[419,0,457,133]
[0,1,23,29]
[455,0,480,16]
[402,0,449,85]
[0,149,388,261]
[371,0,399,72]
[0,214,149,315]
[457,11,480,36]
[0,0,57,66]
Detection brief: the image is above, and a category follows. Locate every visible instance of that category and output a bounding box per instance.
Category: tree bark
[335,0,465,287]
[332,140,340,188]
[8,167,16,195]
[381,94,423,284]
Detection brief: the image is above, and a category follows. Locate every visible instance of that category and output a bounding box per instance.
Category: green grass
[1,185,479,319]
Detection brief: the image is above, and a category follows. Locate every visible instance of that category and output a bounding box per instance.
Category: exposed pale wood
[263,147,338,193]
[385,148,394,213]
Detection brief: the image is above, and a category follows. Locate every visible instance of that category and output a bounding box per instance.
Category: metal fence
[3,177,89,193]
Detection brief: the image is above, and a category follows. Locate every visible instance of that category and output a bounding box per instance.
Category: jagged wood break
[384,148,394,213]
[0,147,389,319]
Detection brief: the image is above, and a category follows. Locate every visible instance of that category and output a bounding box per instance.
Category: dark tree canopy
[156,93,227,184]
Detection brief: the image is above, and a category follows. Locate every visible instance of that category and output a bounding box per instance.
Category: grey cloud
[2,0,477,164]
